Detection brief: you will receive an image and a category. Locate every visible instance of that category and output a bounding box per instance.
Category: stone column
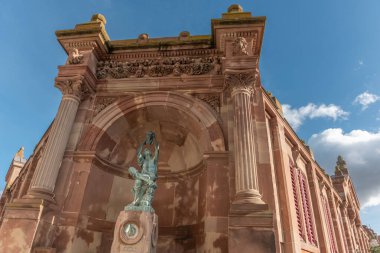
[28,76,87,200]
[224,71,266,212]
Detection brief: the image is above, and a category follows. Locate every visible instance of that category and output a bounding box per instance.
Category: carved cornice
[63,41,98,51]
[55,76,92,100]
[108,49,220,61]
[224,71,257,94]
[62,40,106,60]
[96,56,221,79]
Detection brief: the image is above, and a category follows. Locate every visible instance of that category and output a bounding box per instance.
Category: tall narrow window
[322,195,337,253]
[338,209,349,253]
[290,162,304,240]
[298,172,317,245]
[289,160,318,246]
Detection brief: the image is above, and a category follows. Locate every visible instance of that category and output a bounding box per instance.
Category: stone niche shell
[95,105,208,174]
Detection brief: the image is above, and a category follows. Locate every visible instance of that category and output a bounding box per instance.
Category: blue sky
[0,0,379,233]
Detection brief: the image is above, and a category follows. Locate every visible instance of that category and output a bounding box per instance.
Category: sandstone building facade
[0,5,372,253]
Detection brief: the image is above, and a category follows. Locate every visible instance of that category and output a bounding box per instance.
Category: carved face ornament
[233,37,249,56]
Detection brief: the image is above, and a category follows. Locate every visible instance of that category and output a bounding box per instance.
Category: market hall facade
[0,5,372,253]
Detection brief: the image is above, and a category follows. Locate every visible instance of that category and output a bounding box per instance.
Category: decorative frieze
[96,56,221,79]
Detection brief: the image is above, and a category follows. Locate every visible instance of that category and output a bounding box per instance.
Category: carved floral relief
[194,93,220,113]
[224,71,257,94]
[55,76,91,100]
[96,56,221,79]
[94,97,117,115]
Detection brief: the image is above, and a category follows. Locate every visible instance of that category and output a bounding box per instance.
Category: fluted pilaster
[224,71,266,211]
[28,76,88,200]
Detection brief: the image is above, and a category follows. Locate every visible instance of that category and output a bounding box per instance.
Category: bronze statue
[126,131,159,212]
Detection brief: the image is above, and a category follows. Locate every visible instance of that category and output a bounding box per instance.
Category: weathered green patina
[125,131,159,212]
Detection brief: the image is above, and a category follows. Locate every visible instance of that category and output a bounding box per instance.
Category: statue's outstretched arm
[154,139,159,165]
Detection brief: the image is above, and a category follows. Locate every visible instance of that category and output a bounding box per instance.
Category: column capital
[55,75,92,100]
[224,70,258,95]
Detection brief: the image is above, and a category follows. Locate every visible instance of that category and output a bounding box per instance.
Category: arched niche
[77,92,226,252]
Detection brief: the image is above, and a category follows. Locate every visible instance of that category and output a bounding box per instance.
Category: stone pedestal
[0,199,57,253]
[111,211,158,253]
[229,211,275,253]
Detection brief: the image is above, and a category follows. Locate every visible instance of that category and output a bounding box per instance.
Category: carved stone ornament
[224,71,256,94]
[68,48,84,64]
[194,93,220,113]
[96,56,221,79]
[94,97,117,115]
[55,76,88,99]
[232,37,249,56]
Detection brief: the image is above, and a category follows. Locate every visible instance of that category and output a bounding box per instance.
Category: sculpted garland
[96,56,221,79]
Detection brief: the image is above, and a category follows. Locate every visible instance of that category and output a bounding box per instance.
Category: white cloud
[283,103,349,130]
[363,195,380,209]
[354,91,380,110]
[309,128,380,209]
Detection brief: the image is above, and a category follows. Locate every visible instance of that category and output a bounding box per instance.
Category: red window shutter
[299,172,317,245]
[338,211,349,253]
[290,163,304,239]
[322,195,338,253]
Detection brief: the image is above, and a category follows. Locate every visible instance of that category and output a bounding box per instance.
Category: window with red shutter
[322,195,338,253]
[290,162,304,240]
[298,172,317,245]
[289,160,318,246]
[338,210,349,253]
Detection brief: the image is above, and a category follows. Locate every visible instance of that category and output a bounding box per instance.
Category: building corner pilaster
[213,6,275,252]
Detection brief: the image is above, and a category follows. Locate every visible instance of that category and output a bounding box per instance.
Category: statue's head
[146,131,155,145]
